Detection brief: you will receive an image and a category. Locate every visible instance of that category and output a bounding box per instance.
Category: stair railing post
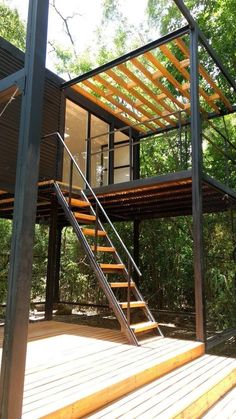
[178,111,183,169]
[129,127,133,181]
[94,202,99,257]
[127,259,131,326]
[69,158,73,206]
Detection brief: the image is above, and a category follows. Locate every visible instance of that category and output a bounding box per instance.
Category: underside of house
[0,0,235,417]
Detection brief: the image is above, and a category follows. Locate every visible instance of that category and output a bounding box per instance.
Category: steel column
[190,28,206,343]
[86,112,91,185]
[0,1,49,418]
[173,0,236,92]
[109,121,115,184]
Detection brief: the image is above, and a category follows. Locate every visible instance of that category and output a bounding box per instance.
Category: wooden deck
[88,354,236,418]
[0,321,204,418]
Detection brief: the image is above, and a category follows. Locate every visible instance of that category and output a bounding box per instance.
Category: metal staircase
[45,132,163,345]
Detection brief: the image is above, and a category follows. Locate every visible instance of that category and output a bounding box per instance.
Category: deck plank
[87,354,236,419]
[0,321,204,418]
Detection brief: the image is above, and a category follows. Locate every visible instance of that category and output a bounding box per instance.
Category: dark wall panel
[0,37,63,193]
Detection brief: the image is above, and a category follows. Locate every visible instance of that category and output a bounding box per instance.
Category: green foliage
[146,0,236,76]
[0,2,25,50]
[0,219,12,302]
[31,225,49,300]
[204,212,236,331]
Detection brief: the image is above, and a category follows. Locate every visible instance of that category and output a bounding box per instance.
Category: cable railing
[43,131,142,280]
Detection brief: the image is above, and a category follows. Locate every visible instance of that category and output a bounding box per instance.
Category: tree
[0,1,26,50]
[146,0,236,76]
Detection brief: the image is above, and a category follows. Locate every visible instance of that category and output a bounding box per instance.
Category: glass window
[63,100,87,188]
[90,115,109,187]
[114,167,130,184]
[114,131,131,183]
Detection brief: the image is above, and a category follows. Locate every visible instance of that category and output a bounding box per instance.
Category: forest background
[0,0,235,337]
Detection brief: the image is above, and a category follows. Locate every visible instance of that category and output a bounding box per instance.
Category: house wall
[0,37,63,193]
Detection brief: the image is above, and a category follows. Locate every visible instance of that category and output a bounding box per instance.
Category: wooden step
[130,321,158,333]
[82,228,107,237]
[110,282,135,288]
[74,212,96,223]
[91,246,116,253]
[202,386,236,418]
[119,301,146,309]
[87,354,236,419]
[100,263,125,273]
[66,197,90,208]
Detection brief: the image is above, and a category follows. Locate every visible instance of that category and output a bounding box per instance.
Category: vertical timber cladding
[0,37,63,193]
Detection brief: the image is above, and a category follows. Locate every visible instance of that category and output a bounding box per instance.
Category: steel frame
[0,1,49,417]
[62,25,190,89]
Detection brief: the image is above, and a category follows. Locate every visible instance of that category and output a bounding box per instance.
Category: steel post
[0,1,49,417]
[190,28,206,343]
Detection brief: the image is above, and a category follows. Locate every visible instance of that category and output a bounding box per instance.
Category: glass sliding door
[114,131,131,183]
[90,115,109,187]
[63,100,87,188]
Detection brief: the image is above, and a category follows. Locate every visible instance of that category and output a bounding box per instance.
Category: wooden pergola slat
[105,68,167,129]
[130,57,187,116]
[82,79,154,131]
[175,38,232,111]
[129,59,180,118]
[117,63,175,126]
[70,34,233,133]
[93,74,161,131]
[73,84,147,133]
[145,51,191,101]
[159,44,220,113]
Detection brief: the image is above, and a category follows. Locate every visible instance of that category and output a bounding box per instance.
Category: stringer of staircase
[47,132,163,345]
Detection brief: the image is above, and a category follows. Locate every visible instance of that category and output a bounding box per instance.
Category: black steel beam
[138,105,236,140]
[62,25,190,89]
[0,1,49,418]
[0,68,25,94]
[173,0,236,92]
[86,169,192,197]
[190,28,206,343]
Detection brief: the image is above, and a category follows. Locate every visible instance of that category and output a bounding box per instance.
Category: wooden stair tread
[110,282,135,288]
[86,354,236,419]
[66,197,90,207]
[74,212,96,222]
[91,246,116,252]
[119,301,146,309]
[100,264,125,271]
[130,321,158,333]
[82,228,107,237]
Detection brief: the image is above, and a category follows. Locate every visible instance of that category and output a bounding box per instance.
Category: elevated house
[0,0,235,417]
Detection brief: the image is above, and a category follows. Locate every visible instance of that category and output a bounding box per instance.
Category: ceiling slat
[93,74,160,131]
[175,38,232,111]
[130,57,188,117]
[73,84,147,133]
[82,79,151,131]
[159,44,220,113]
[117,63,175,126]
[105,68,167,129]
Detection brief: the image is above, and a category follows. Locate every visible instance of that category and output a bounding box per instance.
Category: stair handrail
[43,131,142,278]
